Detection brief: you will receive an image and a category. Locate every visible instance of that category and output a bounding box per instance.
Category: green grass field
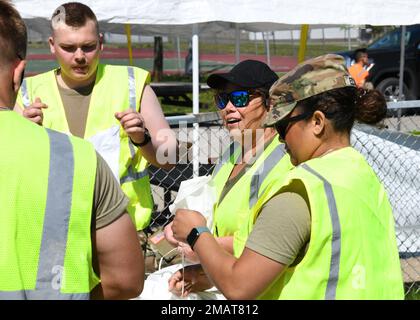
[405,283,420,300]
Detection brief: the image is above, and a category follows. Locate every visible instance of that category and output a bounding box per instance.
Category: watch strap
[131,128,151,147]
[188,226,211,250]
[195,226,211,234]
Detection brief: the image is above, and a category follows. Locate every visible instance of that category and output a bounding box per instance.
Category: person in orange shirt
[348,49,373,89]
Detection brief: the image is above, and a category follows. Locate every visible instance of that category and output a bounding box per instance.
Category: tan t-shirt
[246,180,311,267]
[57,77,94,138]
[55,76,128,228]
[94,152,129,229]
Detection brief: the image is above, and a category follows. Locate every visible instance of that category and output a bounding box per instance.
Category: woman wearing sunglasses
[171,54,404,299]
[206,60,293,243]
[165,60,293,296]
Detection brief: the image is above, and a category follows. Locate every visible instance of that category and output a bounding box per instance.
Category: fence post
[176,36,181,73]
[124,24,133,66]
[192,25,200,177]
[298,25,309,63]
[235,24,240,64]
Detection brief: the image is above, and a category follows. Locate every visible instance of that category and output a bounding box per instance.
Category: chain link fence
[352,101,420,298]
[148,112,227,230]
[145,101,420,298]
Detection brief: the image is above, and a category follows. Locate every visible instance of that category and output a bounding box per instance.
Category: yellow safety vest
[235,147,404,299]
[17,64,153,230]
[211,137,292,237]
[0,111,98,299]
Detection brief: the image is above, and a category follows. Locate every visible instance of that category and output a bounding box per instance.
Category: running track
[27,47,298,75]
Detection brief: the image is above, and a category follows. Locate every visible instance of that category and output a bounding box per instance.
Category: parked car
[337,25,420,102]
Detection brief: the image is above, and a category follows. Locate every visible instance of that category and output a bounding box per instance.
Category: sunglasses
[274,112,313,141]
[214,90,254,109]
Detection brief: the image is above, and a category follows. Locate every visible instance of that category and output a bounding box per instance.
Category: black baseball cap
[207,60,278,90]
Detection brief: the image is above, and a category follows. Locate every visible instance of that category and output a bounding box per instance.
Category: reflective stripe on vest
[128,67,137,111]
[213,138,291,238]
[212,141,240,177]
[249,143,286,209]
[301,163,341,300]
[0,290,88,300]
[121,66,149,186]
[232,141,292,258]
[120,167,149,184]
[0,129,89,300]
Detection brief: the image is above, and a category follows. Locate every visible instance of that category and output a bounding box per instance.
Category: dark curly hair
[296,87,387,134]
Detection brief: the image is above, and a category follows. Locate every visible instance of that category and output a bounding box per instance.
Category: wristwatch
[187,226,211,250]
[131,128,151,147]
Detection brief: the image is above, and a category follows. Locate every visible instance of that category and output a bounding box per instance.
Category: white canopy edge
[14,0,420,36]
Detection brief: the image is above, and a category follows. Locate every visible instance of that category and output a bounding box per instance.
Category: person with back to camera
[15,2,177,232]
[163,60,293,296]
[170,54,404,299]
[0,0,143,300]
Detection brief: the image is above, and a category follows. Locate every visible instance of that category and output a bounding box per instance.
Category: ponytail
[354,88,387,125]
[296,86,387,134]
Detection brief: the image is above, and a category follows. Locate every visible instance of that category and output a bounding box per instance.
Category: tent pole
[255,32,258,55]
[396,25,407,131]
[124,24,133,66]
[291,29,295,56]
[177,36,181,73]
[398,25,406,102]
[192,25,200,177]
[272,31,276,55]
[265,32,271,66]
[347,26,351,50]
[298,24,309,63]
[235,24,240,63]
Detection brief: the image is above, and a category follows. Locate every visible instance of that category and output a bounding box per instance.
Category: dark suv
[337,25,420,101]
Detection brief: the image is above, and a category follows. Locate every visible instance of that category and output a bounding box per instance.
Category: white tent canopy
[13,0,420,40]
[14,0,420,27]
[15,0,352,38]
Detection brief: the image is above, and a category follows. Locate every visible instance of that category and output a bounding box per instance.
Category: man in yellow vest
[1,0,143,299]
[15,2,177,231]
